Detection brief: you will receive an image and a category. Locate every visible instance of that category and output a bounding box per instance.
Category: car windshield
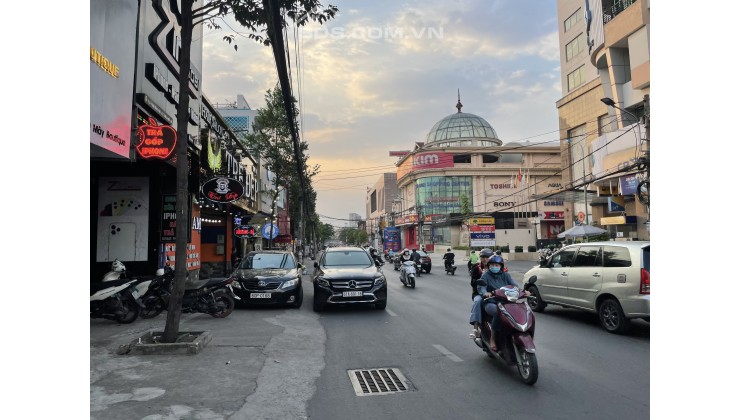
[418,251,429,257]
[240,253,296,269]
[323,250,373,267]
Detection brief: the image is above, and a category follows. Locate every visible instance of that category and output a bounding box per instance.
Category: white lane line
[385,309,398,317]
[433,344,463,362]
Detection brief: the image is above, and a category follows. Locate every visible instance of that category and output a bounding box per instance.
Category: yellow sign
[469,217,495,225]
[90,46,120,78]
[600,216,626,225]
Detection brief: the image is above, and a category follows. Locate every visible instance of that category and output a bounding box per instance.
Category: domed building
[388,97,565,253]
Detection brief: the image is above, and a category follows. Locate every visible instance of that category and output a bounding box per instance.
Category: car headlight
[316,277,330,287]
[280,279,299,289]
[229,278,242,289]
[374,275,386,286]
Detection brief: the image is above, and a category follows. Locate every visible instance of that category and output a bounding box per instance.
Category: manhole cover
[347,368,410,396]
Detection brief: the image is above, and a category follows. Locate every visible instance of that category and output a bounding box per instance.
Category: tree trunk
[163,0,194,343]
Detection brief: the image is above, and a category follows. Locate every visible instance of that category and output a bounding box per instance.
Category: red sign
[136,118,177,159]
[469,225,496,233]
[542,211,564,221]
[412,152,454,170]
[234,226,256,238]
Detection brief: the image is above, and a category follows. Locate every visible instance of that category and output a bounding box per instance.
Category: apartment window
[598,114,614,135]
[567,65,586,91]
[564,8,582,32]
[370,190,377,213]
[565,33,585,62]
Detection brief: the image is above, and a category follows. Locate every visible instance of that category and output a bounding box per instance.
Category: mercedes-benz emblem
[348,280,357,289]
[258,280,266,287]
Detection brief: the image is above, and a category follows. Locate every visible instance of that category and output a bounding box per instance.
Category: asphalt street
[89,251,649,420]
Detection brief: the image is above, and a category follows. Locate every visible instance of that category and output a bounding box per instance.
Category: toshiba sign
[412,152,454,170]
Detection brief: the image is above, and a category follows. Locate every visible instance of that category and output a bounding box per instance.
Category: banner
[383,227,401,252]
[620,174,638,195]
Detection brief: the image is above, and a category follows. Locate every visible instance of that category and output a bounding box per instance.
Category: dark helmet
[411,248,417,252]
[479,248,494,258]
[488,255,505,266]
[447,248,451,252]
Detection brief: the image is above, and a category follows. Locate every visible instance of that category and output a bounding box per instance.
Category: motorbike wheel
[513,340,539,385]
[410,277,415,288]
[116,296,140,324]
[210,292,235,318]
[599,298,630,334]
[527,286,546,312]
[140,296,166,319]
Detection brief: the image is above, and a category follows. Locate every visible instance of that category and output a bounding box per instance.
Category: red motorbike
[473,284,539,385]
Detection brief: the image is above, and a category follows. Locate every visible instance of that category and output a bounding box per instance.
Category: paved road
[89,252,649,419]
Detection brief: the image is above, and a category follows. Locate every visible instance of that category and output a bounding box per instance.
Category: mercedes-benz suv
[312,246,387,311]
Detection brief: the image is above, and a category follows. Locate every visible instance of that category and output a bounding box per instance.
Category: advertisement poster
[162,203,201,271]
[96,177,149,262]
[383,227,401,252]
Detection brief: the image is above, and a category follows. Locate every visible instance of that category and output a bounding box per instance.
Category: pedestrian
[231,246,241,268]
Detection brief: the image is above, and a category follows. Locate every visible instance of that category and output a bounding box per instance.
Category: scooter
[90,278,141,324]
[444,259,457,275]
[400,260,416,288]
[101,259,167,319]
[142,271,239,318]
[473,283,539,385]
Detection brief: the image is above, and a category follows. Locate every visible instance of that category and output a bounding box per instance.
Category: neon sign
[136,117,177,159]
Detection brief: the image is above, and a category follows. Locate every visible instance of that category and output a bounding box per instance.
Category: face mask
[489,266,501,274]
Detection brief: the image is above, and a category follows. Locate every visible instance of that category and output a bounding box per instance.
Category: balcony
[603,0,637,24]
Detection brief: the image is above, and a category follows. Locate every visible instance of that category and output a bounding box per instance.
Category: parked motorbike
[101,259,168,319]
[444,259,457,275]
[142,270,238,318]
[472,283,538,385]
[399,260,416,288]
[90,278,141,324]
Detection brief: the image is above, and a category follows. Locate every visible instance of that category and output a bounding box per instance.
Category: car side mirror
[539,257,548,268]
[314,262,319,268]
[297,263,303,269]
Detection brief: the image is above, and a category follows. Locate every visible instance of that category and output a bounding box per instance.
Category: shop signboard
[383,227,401,252]
[262,223,279,239]
[620,174,638,195]
[469,225,495,233]
[234,225,256,238]
[469,217,495,225]
[202,177,244,203]
[136,118,177,159]
[470,231,495,247]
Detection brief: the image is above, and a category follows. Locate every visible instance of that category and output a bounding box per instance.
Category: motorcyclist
[411,248,422,275]
[399,248,413,263]
[469,256,530,349]
[469,248,493,300]
[467,250,478,272]
[443,248,455,270]
[369,247,382,265]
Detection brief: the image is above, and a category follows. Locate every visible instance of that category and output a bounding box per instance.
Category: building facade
[392,100,562,253]
[365,173,399,250]
[553,0,650,240]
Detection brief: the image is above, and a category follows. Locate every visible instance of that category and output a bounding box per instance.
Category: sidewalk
[90,281,325,420]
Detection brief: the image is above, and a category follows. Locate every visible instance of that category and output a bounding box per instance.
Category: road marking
[385,309,398,317]
[433,344,463,362]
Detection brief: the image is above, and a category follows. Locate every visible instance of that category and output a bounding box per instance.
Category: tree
[460,193,471,254]
[164,0,338,343]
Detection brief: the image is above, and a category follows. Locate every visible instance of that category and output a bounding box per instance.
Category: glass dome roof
[425,112,498,143]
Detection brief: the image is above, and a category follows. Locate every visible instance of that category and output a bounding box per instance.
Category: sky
[200,0,563,228]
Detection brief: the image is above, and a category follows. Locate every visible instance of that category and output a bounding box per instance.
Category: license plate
[342,291,363,297]
[250,293,271,298]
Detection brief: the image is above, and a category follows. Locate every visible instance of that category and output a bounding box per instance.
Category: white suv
[523,241,650,334]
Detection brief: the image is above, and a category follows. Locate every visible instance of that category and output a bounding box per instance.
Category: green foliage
[452,246,470,251]
[514,246,524,253]
[528,245,537,252]
[501,245,510,253]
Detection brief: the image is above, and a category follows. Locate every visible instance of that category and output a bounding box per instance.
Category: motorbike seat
[90,278,133,295]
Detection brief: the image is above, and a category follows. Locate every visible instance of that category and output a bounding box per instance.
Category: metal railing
[603,0,636,24]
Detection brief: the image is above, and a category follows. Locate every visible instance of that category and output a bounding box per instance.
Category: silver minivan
[523,241,650,334]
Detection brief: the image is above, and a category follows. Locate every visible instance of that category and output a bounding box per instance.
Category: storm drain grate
[348,368,410,396]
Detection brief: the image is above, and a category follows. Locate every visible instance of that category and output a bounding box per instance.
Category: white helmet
[402,248,410,255]
[111,259,126,272]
